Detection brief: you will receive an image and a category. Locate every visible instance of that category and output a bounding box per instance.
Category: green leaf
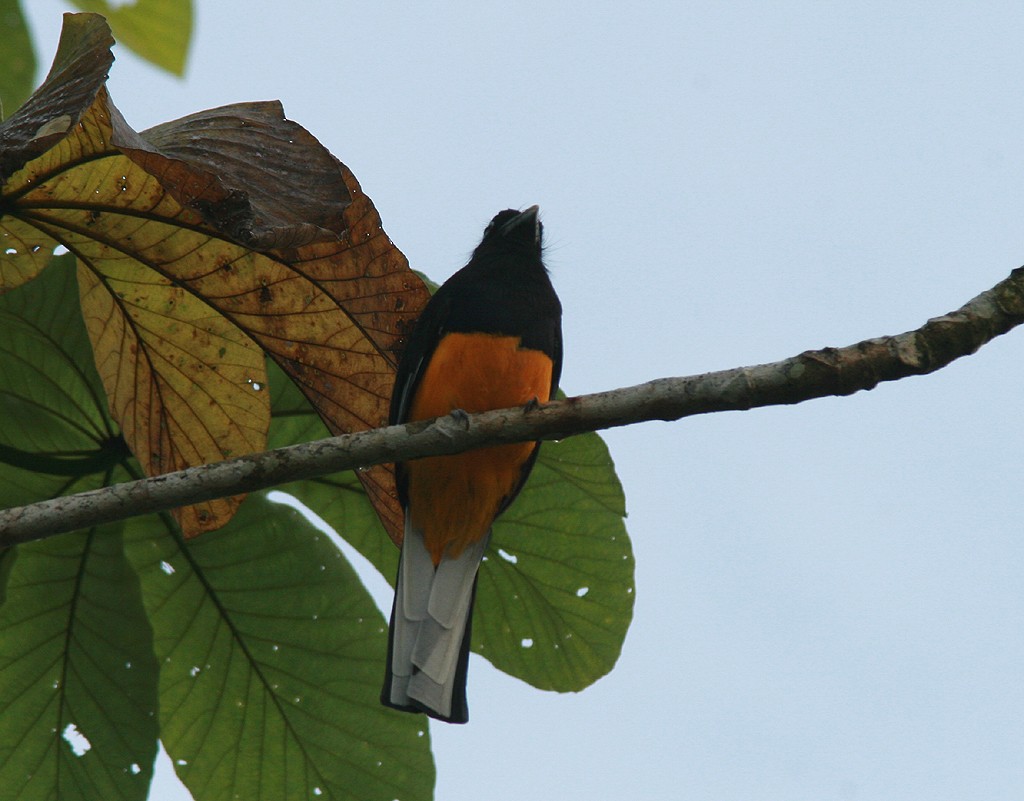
[124,494,434,801]
[267,359,400,575]
[69,0,193,76]
[0,548,14,606]
[0,250,160,800]
[475,433,635,690]
[0,256,124,510]
[0,250,430,801]
[0,0,36,117]
[0,523,160,801]
[271,360,635,693]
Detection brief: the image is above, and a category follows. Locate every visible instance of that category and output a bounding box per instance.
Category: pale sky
[23,2,1024,799]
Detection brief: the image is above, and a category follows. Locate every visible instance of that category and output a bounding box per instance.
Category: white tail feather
[386,517,489,719]
[408,668,451,717]
[400,521,433,623]
[427,535,488,627]
[390,519,433,695]
[414,534,488,682]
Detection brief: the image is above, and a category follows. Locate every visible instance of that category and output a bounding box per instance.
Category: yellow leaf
[0,14,430,539]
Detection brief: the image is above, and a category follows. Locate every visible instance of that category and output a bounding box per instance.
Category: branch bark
[3,266,1024,547]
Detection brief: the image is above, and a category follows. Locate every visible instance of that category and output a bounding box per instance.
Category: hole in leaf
[62,723,91,756]
[497,548,518,564]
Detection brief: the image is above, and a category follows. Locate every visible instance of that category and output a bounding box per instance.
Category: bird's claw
[449,408,471,428]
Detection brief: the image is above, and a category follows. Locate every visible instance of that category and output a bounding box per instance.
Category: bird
[381,205,563,723]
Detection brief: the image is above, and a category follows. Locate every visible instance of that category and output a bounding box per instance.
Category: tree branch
[3,266,1024,547]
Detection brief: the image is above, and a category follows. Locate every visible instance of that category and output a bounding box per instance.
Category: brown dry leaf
[0,13,428,539]
[136,102,351,250]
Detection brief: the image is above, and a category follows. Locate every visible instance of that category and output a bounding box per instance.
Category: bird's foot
[449,408,471,428]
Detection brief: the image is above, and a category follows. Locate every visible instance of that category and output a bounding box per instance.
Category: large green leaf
[69,0,193,76]
[124,494,434,801]
[0,0,35,116]
[0,522,160,801]
[0,256,125,510]
[267,361,399,575]
[270,361,635,692]
[0,261,432,800]
[475,432,634,690]
[0,548,14,606]
[0,252,157,800]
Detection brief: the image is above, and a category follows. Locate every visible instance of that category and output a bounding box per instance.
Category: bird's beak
[500,205,540,238]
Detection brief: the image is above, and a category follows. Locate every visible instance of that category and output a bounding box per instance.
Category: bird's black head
[475,205,543,258]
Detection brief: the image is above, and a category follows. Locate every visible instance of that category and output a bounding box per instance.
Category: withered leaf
[0,12,113,186]
[136,102,351,249]
[0,14,428,540]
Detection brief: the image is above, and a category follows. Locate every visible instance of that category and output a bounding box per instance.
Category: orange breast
[405,332,553,564]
